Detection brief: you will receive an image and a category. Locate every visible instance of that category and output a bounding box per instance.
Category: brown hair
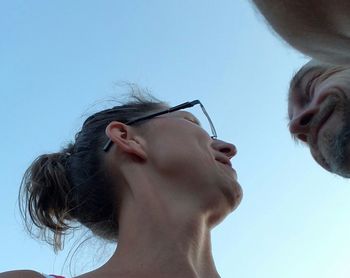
[19,92,166,251]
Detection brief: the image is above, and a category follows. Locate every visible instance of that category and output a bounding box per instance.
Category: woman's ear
[105,121,147,161]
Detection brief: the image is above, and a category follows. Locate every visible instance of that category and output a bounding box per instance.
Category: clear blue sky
[2,1,350,277]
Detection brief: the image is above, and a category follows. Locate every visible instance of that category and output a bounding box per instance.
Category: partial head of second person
[288,60,350,177]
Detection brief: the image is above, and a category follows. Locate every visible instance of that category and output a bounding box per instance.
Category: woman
[1,94,242,278]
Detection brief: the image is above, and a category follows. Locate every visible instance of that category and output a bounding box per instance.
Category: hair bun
[20,149,74,250]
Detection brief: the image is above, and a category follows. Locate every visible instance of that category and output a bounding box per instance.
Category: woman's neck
[100,198,221,278]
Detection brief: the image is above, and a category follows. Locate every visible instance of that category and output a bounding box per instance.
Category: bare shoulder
[0,270,43,278]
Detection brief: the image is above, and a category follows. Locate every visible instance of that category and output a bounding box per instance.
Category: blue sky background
[2,1,350,277]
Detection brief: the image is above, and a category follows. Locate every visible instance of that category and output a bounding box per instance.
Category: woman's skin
[2,110,242,278]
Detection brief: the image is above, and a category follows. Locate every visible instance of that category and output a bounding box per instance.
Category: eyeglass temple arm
[123,100,201,125]
[103,100,201,151]
[167,100,200,111]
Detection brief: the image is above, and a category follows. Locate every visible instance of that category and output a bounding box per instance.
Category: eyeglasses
[103,100,217,152]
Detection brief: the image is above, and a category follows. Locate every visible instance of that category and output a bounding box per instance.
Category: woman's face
[140,110,242,223]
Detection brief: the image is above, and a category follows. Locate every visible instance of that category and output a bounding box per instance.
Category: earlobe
[105,121,147,161]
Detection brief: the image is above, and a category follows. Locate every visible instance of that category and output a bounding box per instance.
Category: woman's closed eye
[185,117,201,126]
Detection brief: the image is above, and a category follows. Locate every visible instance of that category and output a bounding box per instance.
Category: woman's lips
[215,157,232,167]
[216,158,237,177]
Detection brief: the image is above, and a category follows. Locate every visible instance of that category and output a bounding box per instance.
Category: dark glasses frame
[103,100,217,152]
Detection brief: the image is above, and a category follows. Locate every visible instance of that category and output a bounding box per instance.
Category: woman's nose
[289,107,319,142]
[212,139,237,159]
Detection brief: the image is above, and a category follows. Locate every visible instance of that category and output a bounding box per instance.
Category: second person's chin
[329,156,350,178]
[326,134,350,177]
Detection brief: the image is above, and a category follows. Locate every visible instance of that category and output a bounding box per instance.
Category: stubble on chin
[324,103,350,177]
